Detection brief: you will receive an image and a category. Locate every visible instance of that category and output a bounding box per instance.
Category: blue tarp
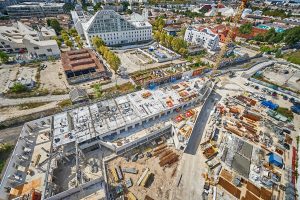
[269,153,283,168]
[261,100,279,110]
[291,103,300,114]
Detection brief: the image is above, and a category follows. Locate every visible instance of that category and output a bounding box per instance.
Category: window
[33,47,39,50]
[47,49,52,52]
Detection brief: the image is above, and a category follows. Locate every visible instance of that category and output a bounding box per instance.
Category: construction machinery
[211,0,248,75]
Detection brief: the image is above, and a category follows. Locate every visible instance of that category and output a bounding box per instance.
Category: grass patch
[0,143,14,174]
[276,107,294,120]
[18,102,48,110]
[284,51,300,65]
[58,99,72,108]
[4,88,50,98]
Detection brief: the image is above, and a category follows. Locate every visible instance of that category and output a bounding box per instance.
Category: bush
[10,83,27,93]
[277,107,294,120]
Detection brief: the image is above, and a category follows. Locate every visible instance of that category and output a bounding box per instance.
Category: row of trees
[53,28,82,49]
[152,17,188,56]
[153,31,188,56]
[253,26,300,46]
[92,37,120,72]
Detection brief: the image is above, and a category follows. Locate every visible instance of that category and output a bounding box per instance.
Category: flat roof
[52,77,208,148]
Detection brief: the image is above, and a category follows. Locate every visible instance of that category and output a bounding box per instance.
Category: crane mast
[212,0,248,74]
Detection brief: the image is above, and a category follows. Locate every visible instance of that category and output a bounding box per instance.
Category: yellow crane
[211,0,248,76]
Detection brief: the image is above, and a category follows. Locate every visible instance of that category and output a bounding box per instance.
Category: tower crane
[211,0,248,76]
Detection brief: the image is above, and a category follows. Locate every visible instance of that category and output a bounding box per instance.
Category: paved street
[184,91,221,155]
[171,91,221,200]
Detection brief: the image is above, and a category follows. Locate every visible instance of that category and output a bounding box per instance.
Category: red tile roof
[61,49,105,73]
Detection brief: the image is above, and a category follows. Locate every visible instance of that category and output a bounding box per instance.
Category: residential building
[61,49,108,84]
[0,21,60,57]
[73,9,152,47]
[184,27,220,51]
[6,2,65,18]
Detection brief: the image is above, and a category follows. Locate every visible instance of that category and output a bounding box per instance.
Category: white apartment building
[184,27,220,51]
[6,2,65,18]
[74,9,152,47]
[0,22,60,57]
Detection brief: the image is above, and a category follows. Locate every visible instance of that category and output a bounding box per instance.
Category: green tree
[48,19,62,34]
[69,28,78,37]
[0,51,9,63]
[11,83,27,93]
[65,40,73,48]
[93,2,102,11]
[92,36,105,48]
[239,23,253,34]
[284,26,300,46]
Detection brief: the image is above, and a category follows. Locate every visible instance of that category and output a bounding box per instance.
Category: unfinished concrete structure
[0,77,212,200]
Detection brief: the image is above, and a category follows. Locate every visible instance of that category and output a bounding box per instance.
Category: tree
[69,28,78,37]
[65,40,73,48]
[284,26,300,46]
[93,2,102,11]
[239,23,253,34]
[92,36,105,48]
[11,83,27,93]
[48,19,62,34]
[0,51,9,63]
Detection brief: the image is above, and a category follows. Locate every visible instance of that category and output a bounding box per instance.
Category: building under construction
[0,77,213,200]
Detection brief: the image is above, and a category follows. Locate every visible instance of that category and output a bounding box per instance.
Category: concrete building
[184,27,220,51]
[72,9,152,47]
[0,76,212,200]
[0,21,60,57]
[61,49,107,84]
[6,2,65,18]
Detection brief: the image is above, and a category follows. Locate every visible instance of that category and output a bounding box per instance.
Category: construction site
[116,44,185,75]
[106,139,181,200]
[198,90,297,200]
[251,62,300,96]
[0,76,214,200]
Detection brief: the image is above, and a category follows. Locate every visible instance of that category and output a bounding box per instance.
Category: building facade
[184,27,220,51]
[80,9,152,47]
[0,22,60,57]
[6,2,65,18]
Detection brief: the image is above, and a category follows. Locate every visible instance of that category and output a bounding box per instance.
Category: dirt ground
[39,60,69,92]
[0,101,59,122]
[107,145,180,200]
[0,64,19,93]
[116,50,186,74]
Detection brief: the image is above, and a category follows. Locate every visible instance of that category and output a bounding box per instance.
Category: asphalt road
[184,91,221,155]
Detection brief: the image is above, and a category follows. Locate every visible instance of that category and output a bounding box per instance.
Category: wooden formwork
[159,153,179,166]
[159,150,173,159]
[153,144,167,152]
[153,148,167,157]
